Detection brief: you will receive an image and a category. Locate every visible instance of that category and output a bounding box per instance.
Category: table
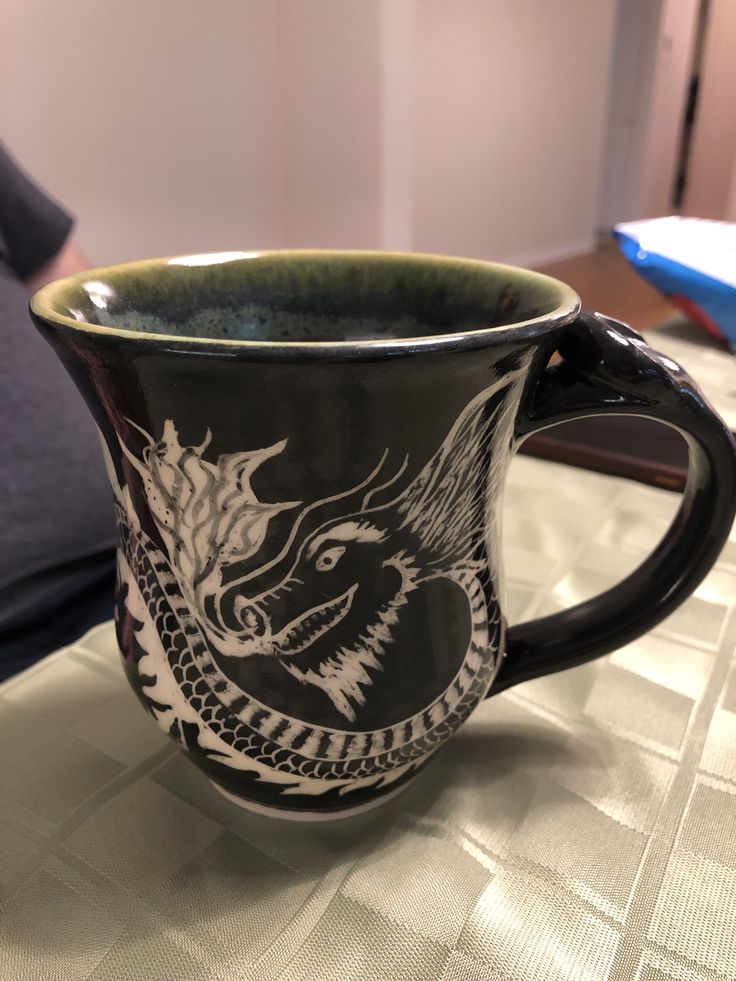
[2,452,735,981]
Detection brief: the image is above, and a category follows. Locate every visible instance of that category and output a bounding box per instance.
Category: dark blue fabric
[0,144,116,675]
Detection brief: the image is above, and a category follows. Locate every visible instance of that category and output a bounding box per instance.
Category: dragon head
[118,358,529,721]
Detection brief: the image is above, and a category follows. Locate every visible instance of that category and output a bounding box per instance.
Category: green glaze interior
[32,250,579,346]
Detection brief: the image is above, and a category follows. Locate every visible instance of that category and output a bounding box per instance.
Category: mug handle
[490,311,736,694]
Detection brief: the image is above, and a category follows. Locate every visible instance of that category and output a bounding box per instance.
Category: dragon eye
[315,545,346,572]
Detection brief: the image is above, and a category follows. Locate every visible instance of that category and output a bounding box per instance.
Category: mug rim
[30,249,581,357]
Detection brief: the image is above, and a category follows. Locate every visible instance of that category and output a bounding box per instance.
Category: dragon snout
[213,575,356,660]
[230,573,300,644]
[232,597,271,639]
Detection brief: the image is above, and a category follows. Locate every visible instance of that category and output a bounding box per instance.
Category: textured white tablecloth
[2,448,735,981]
[650,316,736,430]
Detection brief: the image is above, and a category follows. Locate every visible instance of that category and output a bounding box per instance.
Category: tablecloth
[650,316,736,431]
[2,449,735,981]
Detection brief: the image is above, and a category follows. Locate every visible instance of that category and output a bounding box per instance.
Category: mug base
[208,778,412,821]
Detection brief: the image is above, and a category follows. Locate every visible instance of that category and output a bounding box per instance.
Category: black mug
[31,250,736,819]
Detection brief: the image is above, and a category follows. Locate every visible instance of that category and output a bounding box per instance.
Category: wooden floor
[536,242,676,332]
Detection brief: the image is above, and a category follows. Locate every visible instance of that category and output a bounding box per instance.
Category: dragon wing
[390,358,531,572]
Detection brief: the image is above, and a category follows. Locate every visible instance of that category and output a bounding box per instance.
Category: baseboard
[496,235,598,270]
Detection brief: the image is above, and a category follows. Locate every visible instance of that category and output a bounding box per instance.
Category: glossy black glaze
[491,312,736,693]
[29,254,736,816]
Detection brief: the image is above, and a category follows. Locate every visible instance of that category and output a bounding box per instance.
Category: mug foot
[208,778,412,821]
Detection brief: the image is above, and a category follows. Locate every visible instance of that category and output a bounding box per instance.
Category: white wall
[683,0,736,219]
[276,1,382,248]
[598,0,664,230]
[597,0,700,228]
[639,0,699,219]
[411,0,617,266]
[1,0,382,264]
[1,0,617,268]
[727,164,736,223]
[1,1,286,263]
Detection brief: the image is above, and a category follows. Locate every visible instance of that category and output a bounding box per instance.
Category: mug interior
[32,250,579,345]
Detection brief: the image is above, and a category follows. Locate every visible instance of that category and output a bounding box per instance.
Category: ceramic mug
[31,251,736,819]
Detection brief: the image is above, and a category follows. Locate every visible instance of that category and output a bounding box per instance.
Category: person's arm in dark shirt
[24,237,88,292]
[0,142,88,289]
